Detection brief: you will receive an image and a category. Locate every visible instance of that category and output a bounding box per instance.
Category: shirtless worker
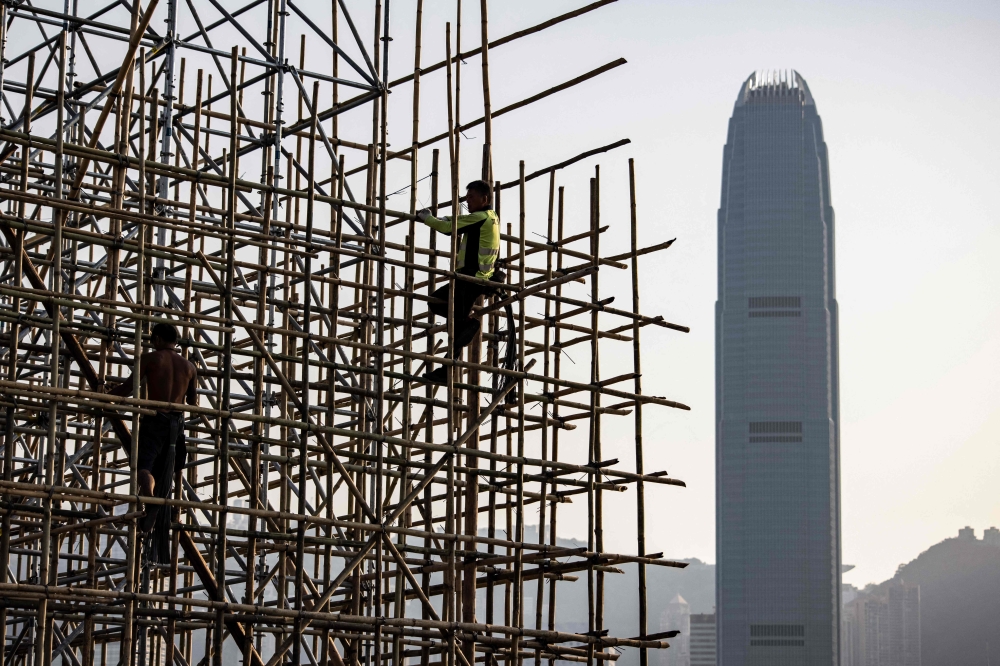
[416,179,501,384]
[108,322,196,528]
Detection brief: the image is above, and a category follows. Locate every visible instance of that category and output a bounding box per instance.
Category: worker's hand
[416,209,431,222]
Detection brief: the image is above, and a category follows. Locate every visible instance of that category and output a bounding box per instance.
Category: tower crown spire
[736,70,814,107]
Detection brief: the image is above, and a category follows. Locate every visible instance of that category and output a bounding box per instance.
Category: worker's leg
[437,280,482,355]
[454,318,481,349]
[452,280,480,322]
[136,414,167,533]
[428,282,484,332]
[425,282,486,384]
[428,284,450,319]
[425,283,451,383]
[136,415,164,497]
[423,284,452,383]
[425,284,456,383]
[452,281,488,350]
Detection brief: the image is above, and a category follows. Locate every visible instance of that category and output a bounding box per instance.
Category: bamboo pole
[628,158,652,666]
[0,54,33,666]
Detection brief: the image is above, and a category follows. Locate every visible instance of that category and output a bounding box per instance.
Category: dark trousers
[429,281,489,350]
[137,412,186,563]
[137,411,186,476]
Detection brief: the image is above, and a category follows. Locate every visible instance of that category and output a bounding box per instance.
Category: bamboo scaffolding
[0,2,689,666]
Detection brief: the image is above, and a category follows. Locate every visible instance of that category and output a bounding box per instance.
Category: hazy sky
[406,0,1000,586]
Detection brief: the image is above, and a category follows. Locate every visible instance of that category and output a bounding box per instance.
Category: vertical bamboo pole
[585,174,598,666]
[462,0,486,653]
[510,160,527,666]
[629,159,651,665]
[119,33,141,666]
[37,32,68,666]
[593,169,605,658]
[181,69,203,666]
[331,0,339,144]
[81,62,98,666]
[133,60,152,666]
[328,153,346,664]
[444,21,460,666]
[394,2,424,663]
[211,46,240,666]
[278,151,293,662]
[479,0,493,183]
[533,171,558,666]
[421,147,441,666]
[0,2,7,127]
[504,216,513,634]
[0,62,33,658]
[375,2,392,660]
[244,174,271,666]
[485,179,502,648]
[184,69,203,344]
[546,185,566,666]
[291,80,320,666]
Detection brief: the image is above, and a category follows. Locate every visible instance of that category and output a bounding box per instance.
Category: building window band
[748,296,801,308]
[749,310,801,318]
[749,421,802,434]
[750,639,805,647]
[750,624,805,639]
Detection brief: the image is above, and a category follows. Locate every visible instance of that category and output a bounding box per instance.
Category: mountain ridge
[857,533,1000,666]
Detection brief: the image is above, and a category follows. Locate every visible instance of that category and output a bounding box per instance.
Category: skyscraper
[841,582,921,666]
[691,614,719,666]
[659,594,691,666]
[715,71,842,665]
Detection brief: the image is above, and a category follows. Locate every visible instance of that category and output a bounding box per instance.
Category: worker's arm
[106,352,151,397]
[186,365,198,407]
[106,374,134,397]
[417,210,491,235]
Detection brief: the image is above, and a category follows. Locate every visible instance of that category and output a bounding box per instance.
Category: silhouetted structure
[716,70,841,665]
[691,614,718,666]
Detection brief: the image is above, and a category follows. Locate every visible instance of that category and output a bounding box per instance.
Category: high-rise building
[715,70,841,665]
[841,582,920,666]
[691,614,718,666]
[659,594,691,666]
[841,601,860,666]
[984,526,1000,547]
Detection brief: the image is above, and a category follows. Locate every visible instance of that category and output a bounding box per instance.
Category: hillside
[867,535,1000,666]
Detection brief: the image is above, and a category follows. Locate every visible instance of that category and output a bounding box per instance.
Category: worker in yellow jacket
[417,179,500,384]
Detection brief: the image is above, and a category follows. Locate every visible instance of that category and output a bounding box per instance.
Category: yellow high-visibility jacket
[421,209,500,280]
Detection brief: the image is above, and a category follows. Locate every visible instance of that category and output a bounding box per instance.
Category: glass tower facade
[715,71,841,666]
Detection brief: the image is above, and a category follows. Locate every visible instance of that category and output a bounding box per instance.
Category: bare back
[141,348,197,406]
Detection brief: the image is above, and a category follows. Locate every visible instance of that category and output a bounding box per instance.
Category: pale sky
[403,0,1000,586]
